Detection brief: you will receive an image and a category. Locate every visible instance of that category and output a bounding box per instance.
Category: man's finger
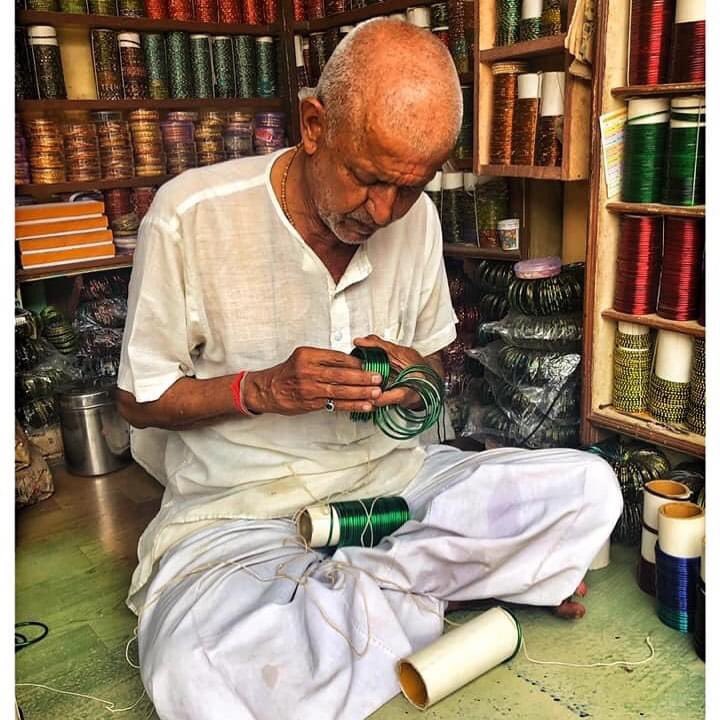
[312,382,382,401]
[371,388,418,408]
[313,368,384,386]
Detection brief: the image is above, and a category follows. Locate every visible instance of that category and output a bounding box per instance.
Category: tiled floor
[15,463,705,719]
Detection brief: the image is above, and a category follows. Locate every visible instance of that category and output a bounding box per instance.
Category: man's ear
[299,96,327,156]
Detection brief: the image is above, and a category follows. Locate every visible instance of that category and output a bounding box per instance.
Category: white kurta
[118,152,458,611]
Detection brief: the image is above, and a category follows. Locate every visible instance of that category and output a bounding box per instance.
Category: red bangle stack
[231,371,259,416]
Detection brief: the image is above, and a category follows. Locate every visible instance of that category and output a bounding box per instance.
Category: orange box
[16,214,109,239]
[20,242,116,269]
[18,229,113,253]
[15,200,105,223]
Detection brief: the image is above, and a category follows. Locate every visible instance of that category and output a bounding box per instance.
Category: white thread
[126,626,141,669]
[14,684,147,714]
[521,634,655,668]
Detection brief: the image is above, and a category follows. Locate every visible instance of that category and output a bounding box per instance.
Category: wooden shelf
[16,254,134,283]
[443,244,520,261]
[17,97,283,112]
[611,81,705,99]
[294,0,436,31]
[589,407,704,458]
[17,174,175,197]
[458,73,474,85]
[601,309,705,338]
[606,201,704,218]
[477,34,567,63]
[17,9,278,35]
[477,164,563,179]
[450,158,473,171]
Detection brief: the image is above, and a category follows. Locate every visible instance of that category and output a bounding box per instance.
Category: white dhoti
[137,446,622,720]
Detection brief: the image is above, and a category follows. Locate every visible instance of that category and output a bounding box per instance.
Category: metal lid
[57,385,115,410]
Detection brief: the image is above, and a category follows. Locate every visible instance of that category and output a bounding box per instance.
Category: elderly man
[117,18,621,720]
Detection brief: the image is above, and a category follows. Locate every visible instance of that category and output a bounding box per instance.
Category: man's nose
[365,185,398,227]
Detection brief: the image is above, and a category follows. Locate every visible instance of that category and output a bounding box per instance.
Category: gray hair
[312,18,463,152]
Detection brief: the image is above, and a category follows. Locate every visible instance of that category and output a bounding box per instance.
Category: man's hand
[353,335,443,410]
[243,346,384,415]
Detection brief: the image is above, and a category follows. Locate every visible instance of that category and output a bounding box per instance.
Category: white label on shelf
[598,108,627,199]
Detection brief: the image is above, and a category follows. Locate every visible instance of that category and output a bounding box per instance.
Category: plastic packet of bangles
[79,272,130,302]
[479,311,583,352]
[15,307,42,341]
[75,297,128,329]
[466,340,580,387]
[75,326,124,359]
[16,397,59,431]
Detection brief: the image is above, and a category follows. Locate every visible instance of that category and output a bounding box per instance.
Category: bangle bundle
[349,347,444,441]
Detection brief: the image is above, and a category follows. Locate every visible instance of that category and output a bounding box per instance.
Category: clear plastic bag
[479,311,583,352]
[75,297,128,329]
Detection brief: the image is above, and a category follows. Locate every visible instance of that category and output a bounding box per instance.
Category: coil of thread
[195,0,219,22]
[694,543,705,660]
[161,116,197,173]
[190,34,214,98]
[648,329,693,425]
[144,0,168,19]
[460,173,478,245]
[621,98,669,203]
[496,0,520,46]
[196,112,227,166]
[254,112,286,154]
[16,28,36,100]
[242,0,263,24]
[612,322,652,414]
[129,108,166,176]
[142,33,170,99]
[663,95,705,206]
[60,0,89,12]
[131,186,157,221]
[255,37,277,98]
[234,35,257,98]
[511,72,540,165]
[218,0,240,22]
[309,32,328,86]
[293,0,305,21]
[613,214,662,315]
[118,32,148,99]
[540,0,561,36]
[27,0,59,8]
[263,0,279,22]
[104,187,139,237]
[63,120,102,182]
[92,29,123,100]
[294,35,309,89]
[668,0,705,83]
[15,120,31,185]
[25,117,66,184]
[476,177,509,249]
[118,0,145,16]
[657,217,703,321]
[686,338,705,435]
[166,31,193,99]
[28,26,67,100]
[224,113,254,158]
[168,0,194,20]
[455,84,473,161]
[490,62,525,165]
[94,111,135,179]
[518,0,542,42]
[535,71,564,166]
[90,0,119,12]
[628,0,674,85]
[441,172,464,244]
[207,37,233,98]
[447,0,469,74]
[325,0,345,14]
[306,0,325,20]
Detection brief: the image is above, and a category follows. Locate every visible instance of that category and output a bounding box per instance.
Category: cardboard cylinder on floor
[397,606,521,710]
[298,504,340,548]
[657,502,705,559]
[642,480,692,531]
[589,538,611,570]
[641,526,658,564]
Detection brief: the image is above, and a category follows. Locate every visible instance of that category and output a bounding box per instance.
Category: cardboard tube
[642,480,692,531]
[517,73,540,99]
[641,525,658,563]
[463,172,477,191]
[521,0,543,19]
[618,321,650,336]
[425,171,443,192]
[654,330,694,383]
[627,98,670,125]
[397,607,520,710]
[298,504,340,548]
[675,0,704,24]
[442,171,464,190]
[540,72,565,117]
[406,6,431,27]
[589,539,611,570]
[657,502,705,559]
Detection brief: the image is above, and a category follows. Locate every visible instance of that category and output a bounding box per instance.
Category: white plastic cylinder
[118,32,142,48]
[426,171,443,192]
[294,35,304,66]
[298,504,340,548]
[390,13,407,21]
[589,538,611,570]
[657,502,705,559]
[28,26,58,45]
[517,73,540,100]
[642,480,692,531]
[670,96,706,128]
[521,0,543,19]
[442,171,464,190]
[654,330,694,383]
[406,6,431,27]
[641,526,658,563]
[627,98,670,125]
[540,72,565,117]
[675,0,705,24]
[397,607,521,710]
[463,172,477,191]
[618,321,650,336]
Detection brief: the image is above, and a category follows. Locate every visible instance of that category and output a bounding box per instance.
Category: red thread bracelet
[231,371,258,416]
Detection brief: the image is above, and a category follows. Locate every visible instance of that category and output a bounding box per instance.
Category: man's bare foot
[552,580,588,619]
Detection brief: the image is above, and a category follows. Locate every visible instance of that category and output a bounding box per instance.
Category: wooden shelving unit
[580,0,705,458]
[606,201,704,218]
[293,0,436,31]
[611,81,705,99]
[17,9,278,35]
[16,254,134,283]
[474,0,590,182]
[16,173,176,199]
[18,98,284,112]
[442,244,520,261]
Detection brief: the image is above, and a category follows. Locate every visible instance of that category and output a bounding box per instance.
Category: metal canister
[57,385,131,476]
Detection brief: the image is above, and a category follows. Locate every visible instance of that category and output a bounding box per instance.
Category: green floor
[15,464,704,719]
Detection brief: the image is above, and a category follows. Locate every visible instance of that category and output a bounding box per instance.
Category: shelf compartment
[443,244,520,261]
[17,174,176,197]
[477,34,567,63]
[600,309,705,338]
[477,164,563,179]
[294,0,436,32]
[17,254,134,283]
[589,407,705,458]
[17,97,283,112]
[611,81,705,99]
[606,201,704,218]
[17,9,278,35]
